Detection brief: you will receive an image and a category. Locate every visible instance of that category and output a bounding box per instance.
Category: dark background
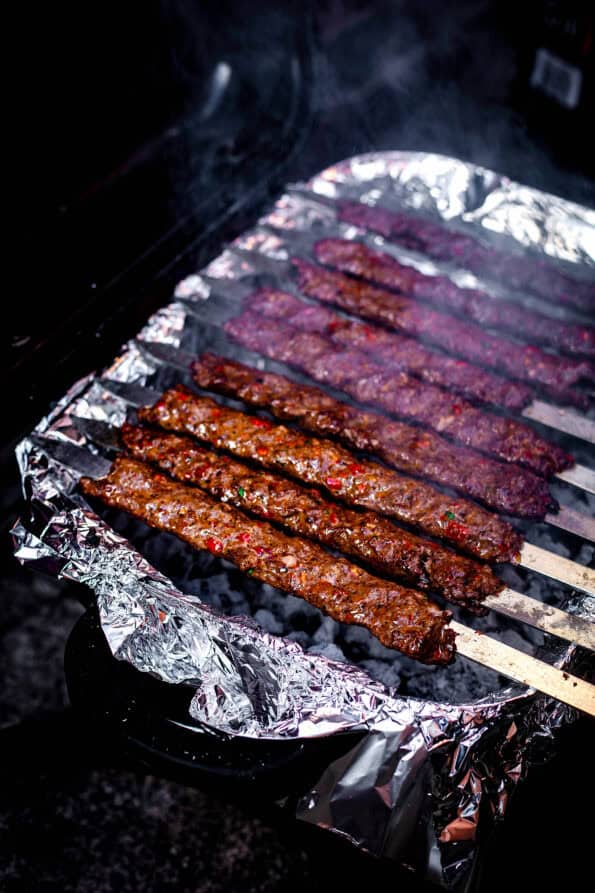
[3,1,594,890]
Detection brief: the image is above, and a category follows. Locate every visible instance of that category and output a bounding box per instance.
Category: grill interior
[76,166,594,706]
[7,6,595,887]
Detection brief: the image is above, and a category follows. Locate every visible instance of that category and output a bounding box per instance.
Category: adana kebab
[334,204,595,356]
[206,248,595,447]
[245,288,532,410]
[121,422,502,612]
[336,199,595,322]
[80,455,456,665]
[34,425,595,655]
[192,352,554,518]
[295,248,594,402]
[91,422,594,647]
[223,308,572,477]
[78,453,595,712]
[101,362,595,589]
[138,385,522,562]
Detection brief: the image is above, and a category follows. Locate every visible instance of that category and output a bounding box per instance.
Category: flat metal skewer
[482,589,595,650]
[555,463,595,495]
[523,402,595,445]
[520,542,595,596]
[545,506,595,543]
[26,432,595,719]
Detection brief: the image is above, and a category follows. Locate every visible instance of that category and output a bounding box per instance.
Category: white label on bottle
[530,48,583,109]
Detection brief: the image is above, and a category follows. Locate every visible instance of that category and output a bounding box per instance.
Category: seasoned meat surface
[80,456,456,665]
[246,288,532,411]
[337,200,595,322]
[139,386,523,562]
[193,353,555,518]
[294,247,593,405]
[123,423,503,612]
[223,308,572,476]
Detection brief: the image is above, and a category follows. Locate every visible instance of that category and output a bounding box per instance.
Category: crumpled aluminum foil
[12,152,594,889]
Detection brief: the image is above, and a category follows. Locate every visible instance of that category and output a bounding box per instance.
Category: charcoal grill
[6,4,595,891]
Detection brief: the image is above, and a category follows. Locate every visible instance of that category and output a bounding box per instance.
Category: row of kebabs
[81,220,594,670]
[80,348,575,668]
[334,200,595,319]
[292,251,593,405]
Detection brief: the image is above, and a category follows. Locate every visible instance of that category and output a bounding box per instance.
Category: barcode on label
[530,48,582,109]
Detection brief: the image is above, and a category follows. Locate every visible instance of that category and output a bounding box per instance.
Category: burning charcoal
[224,586,251,609]
[281,605,323,636]
[519,626,545,648]
[204,591,223,612]
[537,532,572,559]
[340,622,406,663]
[403,659,501,703]
[253,583,280,611]
[498,628,534,654]
[280,593,322,625]
[343,626,372,645]
[365,635,401,660]
[577,543,594,565]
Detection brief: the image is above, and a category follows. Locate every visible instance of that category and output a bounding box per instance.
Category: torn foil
[12,151,594,889]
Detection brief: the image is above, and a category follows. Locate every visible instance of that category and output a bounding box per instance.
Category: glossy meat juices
[81,456,456,665]
[223,309,572,476]
[122,423,503,612]
[138,385,523,562]
[193,353,555,518]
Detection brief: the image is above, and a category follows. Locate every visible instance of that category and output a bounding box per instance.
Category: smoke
[163,0,594,234]
[299,0,594,205]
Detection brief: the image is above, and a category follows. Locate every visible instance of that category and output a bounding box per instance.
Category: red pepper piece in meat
[193,352,556,519]
[139,385,523,563]
[122,422,503,613]
[80,456,456,665]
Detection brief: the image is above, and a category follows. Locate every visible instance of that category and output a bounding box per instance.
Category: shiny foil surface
[12,152,594,888]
